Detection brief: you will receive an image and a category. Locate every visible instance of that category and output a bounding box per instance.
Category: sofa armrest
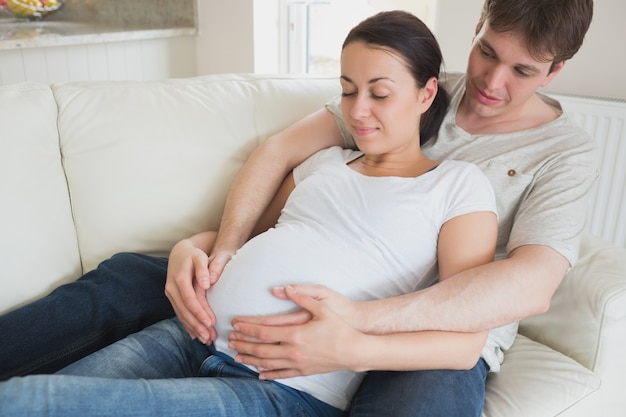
[519,232,626,415]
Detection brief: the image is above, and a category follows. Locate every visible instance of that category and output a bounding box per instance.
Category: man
[1,0,595,416]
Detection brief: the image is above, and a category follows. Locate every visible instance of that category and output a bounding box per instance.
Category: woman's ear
[419,77,438,113]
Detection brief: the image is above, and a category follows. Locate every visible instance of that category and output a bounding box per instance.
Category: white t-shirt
[208,146,497,410]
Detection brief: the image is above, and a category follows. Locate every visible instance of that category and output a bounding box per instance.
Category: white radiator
[550,93,626,248]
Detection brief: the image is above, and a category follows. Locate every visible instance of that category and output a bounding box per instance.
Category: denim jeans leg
[53,319,343,417]
[0,253,174,380]
[0,334,345,417]
[57,317,210,379]
[0,373,344,417]
[349,358,489,417]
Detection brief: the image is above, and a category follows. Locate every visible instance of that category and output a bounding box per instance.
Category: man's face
[463,21,563,121]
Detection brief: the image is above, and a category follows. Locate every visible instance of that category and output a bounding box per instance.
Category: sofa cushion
[520,233,626,416]
[483,334,600,417]
[52,74,340,273]
[0,82,81,314]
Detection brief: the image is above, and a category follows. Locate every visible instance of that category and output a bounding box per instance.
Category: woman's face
[340,41,430,157]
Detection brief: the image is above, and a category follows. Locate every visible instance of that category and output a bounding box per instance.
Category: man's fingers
[282,284,331,301]
[232,309,311,327]
[282,285,329,317]
[230,322,289,344]
[229,338,291,362]
[258,368,303,380]
[233,353,299,379]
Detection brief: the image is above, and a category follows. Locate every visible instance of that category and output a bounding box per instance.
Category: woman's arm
[212,108,344,261]
[165,172,297,343]
[164,108,343,342]
[229,210,498,378]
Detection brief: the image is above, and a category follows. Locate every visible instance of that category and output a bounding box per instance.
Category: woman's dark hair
[342,10,449,145]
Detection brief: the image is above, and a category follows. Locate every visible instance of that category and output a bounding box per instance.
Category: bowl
[0,0,65,20]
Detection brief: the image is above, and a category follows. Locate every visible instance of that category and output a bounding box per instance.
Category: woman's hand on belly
[166,237,226,345]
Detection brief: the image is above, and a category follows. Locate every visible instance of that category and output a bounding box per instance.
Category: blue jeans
[0,318,343,417]
[349,360,488,417]
[0,253,175,379]
[0,252,488,416]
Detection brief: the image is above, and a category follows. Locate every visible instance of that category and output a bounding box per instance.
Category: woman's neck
[348,154,439,178]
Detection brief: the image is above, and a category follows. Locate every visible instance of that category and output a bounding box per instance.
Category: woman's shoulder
[311,146,362,163]
[437,160,494,193]
[294,146,361,180]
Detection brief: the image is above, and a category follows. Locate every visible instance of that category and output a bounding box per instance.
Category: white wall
[196,0,255,74]
[433,0,626,100]
[196,0,625,100]
[0,37,196,85]
[196,0,437,75]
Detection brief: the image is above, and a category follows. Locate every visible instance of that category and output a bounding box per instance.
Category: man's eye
[479,46,494,58]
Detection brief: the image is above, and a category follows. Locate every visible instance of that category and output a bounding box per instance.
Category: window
[280,0,436,75]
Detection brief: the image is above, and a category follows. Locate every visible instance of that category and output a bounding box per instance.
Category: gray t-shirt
[325,72,598,371]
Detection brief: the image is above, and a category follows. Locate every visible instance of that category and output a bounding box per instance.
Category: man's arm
[165,107,344,342]
[356,244,569,334]
[231,286,490,379]
[245,244,569,335]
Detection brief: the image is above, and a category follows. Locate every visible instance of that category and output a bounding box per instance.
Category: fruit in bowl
[2,0,63,19]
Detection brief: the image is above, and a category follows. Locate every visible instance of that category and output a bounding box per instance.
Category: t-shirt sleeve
[443,163,498,224]
[506,135,597,267]
[293,146,348,185]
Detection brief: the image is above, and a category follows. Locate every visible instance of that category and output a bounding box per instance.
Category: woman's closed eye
[341,91,389,100]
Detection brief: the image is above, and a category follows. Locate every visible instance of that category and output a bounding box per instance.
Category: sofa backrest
[53,74,341,273]
[1,74,340,313]
[0,82,82,313]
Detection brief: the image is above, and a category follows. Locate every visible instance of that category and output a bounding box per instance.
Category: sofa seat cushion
[483,334,600,417]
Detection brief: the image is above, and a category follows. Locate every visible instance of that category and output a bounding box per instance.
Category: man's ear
[474,17,485,36]
[471,17,485,45]
[541,61,566,88]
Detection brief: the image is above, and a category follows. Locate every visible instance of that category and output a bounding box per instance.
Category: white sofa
[1,74,625,417]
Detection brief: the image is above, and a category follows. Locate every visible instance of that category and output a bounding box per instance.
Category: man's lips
[474,85,502,106]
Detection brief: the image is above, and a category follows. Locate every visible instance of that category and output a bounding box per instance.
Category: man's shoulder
[439,71,465,92]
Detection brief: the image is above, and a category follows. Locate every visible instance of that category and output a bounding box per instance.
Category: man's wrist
[350,300,374,333]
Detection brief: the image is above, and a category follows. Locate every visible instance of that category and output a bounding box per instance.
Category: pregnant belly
[207,227,330,357]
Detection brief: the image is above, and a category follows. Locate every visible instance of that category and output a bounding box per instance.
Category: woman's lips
[353,126,378,136]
